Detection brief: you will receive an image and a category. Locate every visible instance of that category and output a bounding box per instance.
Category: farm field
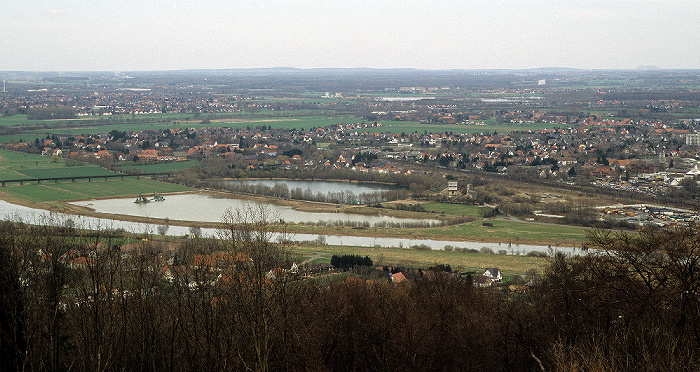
[280,216,588,247]
[0,148,116,181]
[0,115,30,127]
[0,178,192,202]
[0,112,567,138]
[0,169,31,180]
[114,160,199,173]
[292,244,549,275]
[0,148,67,168]
[425,219,590,245]
[16,167,115,179]
[421,202,489,217]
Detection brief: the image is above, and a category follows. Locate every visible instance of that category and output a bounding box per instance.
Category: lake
[216,179,399,204]
[0,200,581,255]
[222,179,395,195]
[70,193,439,226]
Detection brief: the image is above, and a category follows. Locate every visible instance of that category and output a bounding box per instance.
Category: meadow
[426,219,590,245]
[16,167,115,179]
[0,148,115,180]
[0,112,566,139]
[0,149,192,202]
[281,216,588,247]
[114,160,198,173]
[292,243,549,275]
[0,178,192,202]
[421,202,489,217]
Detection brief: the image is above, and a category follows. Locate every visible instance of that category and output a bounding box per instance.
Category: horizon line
[3,66,700,74]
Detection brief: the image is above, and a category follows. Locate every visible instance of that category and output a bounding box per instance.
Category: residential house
[483,268,502,282]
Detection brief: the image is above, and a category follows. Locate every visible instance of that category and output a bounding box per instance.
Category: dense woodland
[2,211,700,371]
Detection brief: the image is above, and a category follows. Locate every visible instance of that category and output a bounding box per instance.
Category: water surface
[0,199,581,255]
[71,193,438,226]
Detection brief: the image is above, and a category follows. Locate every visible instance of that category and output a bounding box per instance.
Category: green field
[16,167,115,179]
[0,148,66,167]
[0,113,567,138]
[0,115,50,127]
[0,148,116,181]
[114,160,198,173]
[422,219,590,245]
[421,203,489,217]
[293,244,548,275]
[0,169,31,180]
[285,216,588,247]
[0,178,192,202]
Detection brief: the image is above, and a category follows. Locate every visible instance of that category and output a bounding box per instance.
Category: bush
[526,250,548,257]
[482,207,499,218]
[411,244,431,251]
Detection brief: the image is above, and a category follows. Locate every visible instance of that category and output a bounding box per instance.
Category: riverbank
[293,243,549,275]
[0,187,588,247]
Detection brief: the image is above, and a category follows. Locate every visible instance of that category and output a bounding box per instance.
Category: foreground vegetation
[2,212,700,371]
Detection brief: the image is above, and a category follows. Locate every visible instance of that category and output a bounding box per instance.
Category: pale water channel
[0,199,584,256]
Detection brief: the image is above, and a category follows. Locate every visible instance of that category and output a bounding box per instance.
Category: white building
[686,133,700,146]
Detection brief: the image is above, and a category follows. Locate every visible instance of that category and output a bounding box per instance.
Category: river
[0,199,582,256]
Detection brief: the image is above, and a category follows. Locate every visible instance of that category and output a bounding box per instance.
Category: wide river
[0,199,583,256]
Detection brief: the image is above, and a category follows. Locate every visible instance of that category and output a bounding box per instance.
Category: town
[2,69,700,219]
[1,68,700,371]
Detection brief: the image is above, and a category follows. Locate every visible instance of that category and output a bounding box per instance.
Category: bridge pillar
[19,180,23,185]
[121,176,124,180]
[88,177,91,182]
[37,180,40,185]
[1,181,4,187]
[137,175,141,180]
[55,179,58,183]
[105,177,108,181]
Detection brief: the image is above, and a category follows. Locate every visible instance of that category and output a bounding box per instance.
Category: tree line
[330,254,373,270]
[2,214,700,371]
[211,180,402,205]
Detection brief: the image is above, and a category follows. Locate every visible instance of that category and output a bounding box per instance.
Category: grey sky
[2,0,698,71]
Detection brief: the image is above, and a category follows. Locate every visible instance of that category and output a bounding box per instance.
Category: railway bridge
[0,172,173,187]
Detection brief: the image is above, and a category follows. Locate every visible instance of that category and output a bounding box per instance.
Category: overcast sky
[2,0,699,71]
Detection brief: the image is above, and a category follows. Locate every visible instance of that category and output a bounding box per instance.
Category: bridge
[0,172,174,187]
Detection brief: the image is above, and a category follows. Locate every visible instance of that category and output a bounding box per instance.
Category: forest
[2,210,700,371]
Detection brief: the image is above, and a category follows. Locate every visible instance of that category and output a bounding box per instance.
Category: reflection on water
[70,193,440,226]
[216,179,399,205]
[223,179,394,195]
[0,199,581,255]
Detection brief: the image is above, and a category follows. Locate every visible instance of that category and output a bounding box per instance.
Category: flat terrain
[285,218,589,246]
[0,179,192,202]
[0,113,569,139]
[0,149,193,204]
[114,160,199,173]
[420,202,489,217]
[292,244,549,275]
[0,149,589,247]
